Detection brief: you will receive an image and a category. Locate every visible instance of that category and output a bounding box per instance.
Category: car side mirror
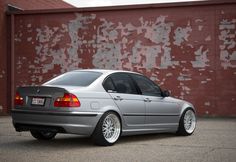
[162,90,170,97]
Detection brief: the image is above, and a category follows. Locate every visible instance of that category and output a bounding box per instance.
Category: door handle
[144,98,151,102]
[114,96,123,101]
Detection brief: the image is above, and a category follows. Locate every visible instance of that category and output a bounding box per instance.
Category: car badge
[37,88,40,93]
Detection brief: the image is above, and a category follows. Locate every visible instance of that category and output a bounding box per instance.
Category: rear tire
[177,108,196,136]
[92,112,121,146]
[30,130,57,140]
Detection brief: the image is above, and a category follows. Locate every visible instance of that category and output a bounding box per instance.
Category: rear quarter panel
[71,90,126,127]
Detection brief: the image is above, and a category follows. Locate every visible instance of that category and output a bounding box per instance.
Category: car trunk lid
[16,86,68,109]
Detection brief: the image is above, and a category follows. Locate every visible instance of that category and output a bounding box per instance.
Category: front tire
[30,130,57,140]
[92,112,121,146]
[177,108,196,136]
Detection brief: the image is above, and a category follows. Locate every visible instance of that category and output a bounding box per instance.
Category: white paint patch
[230,51,236,60]
[166,73,173,77]
[198,25,203,31]
[179,83,191,99]
[30,13,96,84]
[205,36,211,41]
[0,70,5,79]
[93,15,179,72]
[191,46,209,68]
[187,44,194,48]
[143,16,179,69]
[201,77,212,84]
[15,32,22,42]
[219,19,235,30]
[198,69,206,71]
[195,19,203,23]
[15,23,24,42]
[204,102,210,106]
[177,73,191,81]
[182,67,189,72]
[0,70,6,79]
[182,86,191,91]
[27,37,32,42]
[219,19,236,69]
[93,18,124,69]
[173,21,192,46]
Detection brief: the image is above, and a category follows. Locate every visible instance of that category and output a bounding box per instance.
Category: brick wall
[5,1,236,116]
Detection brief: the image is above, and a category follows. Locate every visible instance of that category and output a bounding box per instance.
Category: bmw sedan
[12,69,196,146]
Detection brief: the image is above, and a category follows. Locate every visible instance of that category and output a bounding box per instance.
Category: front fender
[180,102,196,117]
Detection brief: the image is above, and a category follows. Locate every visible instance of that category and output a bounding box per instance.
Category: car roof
[72,69,141,75]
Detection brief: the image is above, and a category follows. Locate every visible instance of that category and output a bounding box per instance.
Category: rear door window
[103,77,116,92]
[109,73,138,94]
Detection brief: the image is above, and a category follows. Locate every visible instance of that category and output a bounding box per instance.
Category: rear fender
[98,105,126,130]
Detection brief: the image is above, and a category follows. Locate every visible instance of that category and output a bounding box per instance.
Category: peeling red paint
[7,3,236,116]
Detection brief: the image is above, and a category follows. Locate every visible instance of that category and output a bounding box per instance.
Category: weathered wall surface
[0,2,8,114]
[13,4,236,116]
[0,0,74,115]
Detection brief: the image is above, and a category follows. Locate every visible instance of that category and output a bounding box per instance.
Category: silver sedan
[12,69,196,146]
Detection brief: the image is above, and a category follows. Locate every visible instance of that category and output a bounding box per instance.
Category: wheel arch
[91,108,123,145]
[177,105,197,136]
[178,103,197,125]
[94,105,125,133]
[179,102,196,117]
[102,110,123,133]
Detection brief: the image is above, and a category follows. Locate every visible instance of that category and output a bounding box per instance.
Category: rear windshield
[45,71,102,86]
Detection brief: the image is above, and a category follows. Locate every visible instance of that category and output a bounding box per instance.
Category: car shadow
[118,133,176,145]
[4,135,94,150]
[4,133,177,150]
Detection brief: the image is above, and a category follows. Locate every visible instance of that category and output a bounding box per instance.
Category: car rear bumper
[11,109,103,136]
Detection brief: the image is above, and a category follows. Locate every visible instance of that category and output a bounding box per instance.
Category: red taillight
[54,93,80,107]
[15,92,24,106]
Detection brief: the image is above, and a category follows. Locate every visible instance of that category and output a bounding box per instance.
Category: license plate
[31,97,45,106]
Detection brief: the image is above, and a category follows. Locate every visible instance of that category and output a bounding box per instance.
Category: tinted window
[45,71,102,86]
[103,77,116,92]
[131,74,161,96]
[110,73,138,94]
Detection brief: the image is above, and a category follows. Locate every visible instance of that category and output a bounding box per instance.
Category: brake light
[54,93,80,107]
[15,92,24,106]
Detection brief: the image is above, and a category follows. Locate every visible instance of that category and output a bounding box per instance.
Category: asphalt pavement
[0,116,236,162]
